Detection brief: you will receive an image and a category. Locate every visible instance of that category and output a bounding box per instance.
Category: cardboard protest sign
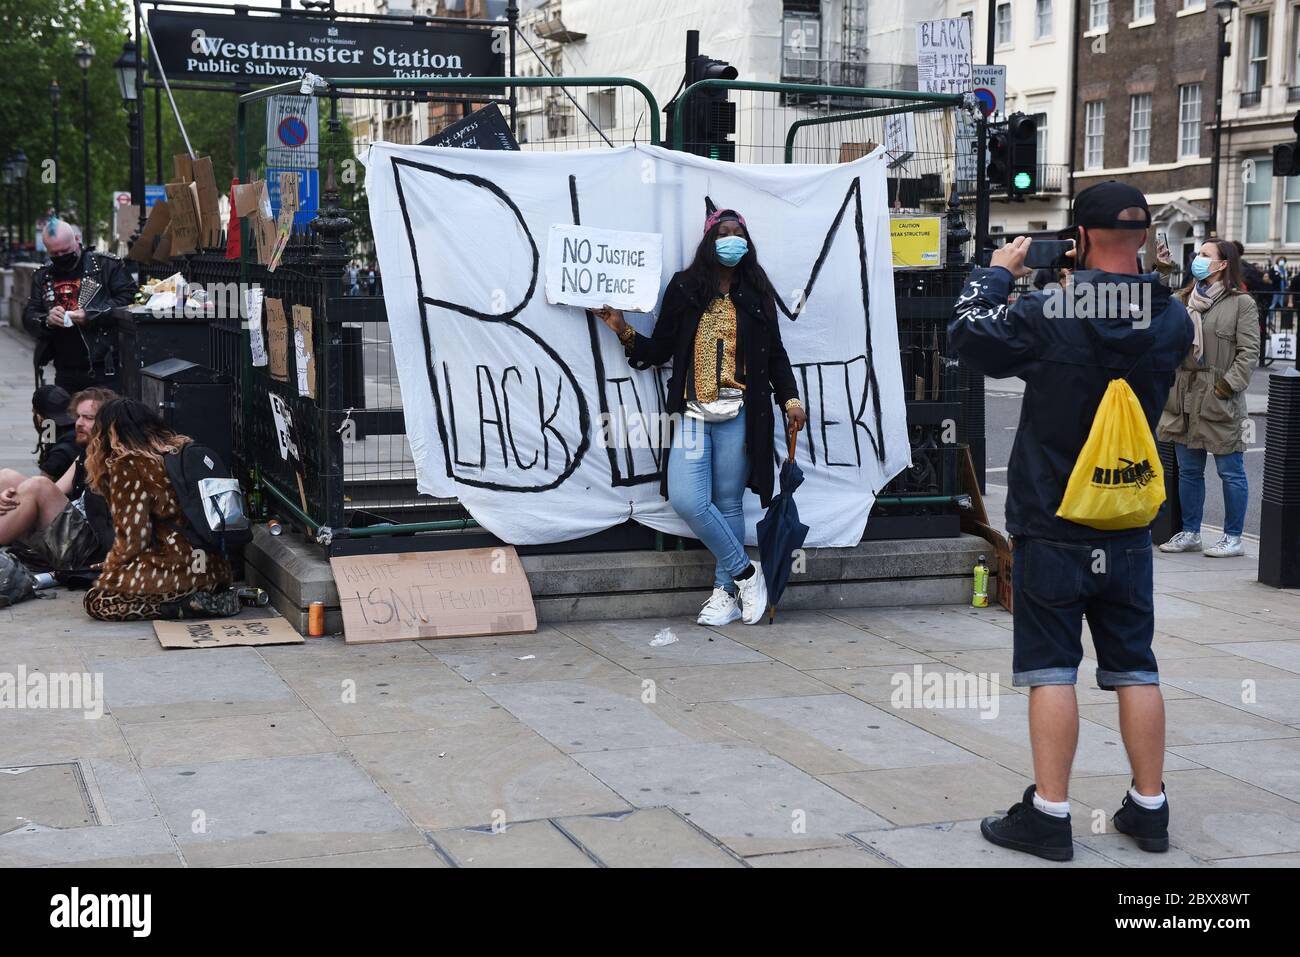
[192,156,222,248]
[330,547,537,645]
[154,615,303,649]
[163,181,201,255]
[265,297,289,381]
[544,224,663,314]
[292,304,315,398]
[174,153,194,184]
[277,170,301,212]
[126,200,170,263]
[267,210,293,272]
[115,204,140,246]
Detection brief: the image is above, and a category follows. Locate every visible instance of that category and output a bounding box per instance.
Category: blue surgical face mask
[715,236,748,266]
[1189,255,1214,281]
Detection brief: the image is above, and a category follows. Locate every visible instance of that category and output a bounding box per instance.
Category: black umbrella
[756,429,809,624]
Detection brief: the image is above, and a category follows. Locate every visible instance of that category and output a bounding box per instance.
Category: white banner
[364,143,909,547]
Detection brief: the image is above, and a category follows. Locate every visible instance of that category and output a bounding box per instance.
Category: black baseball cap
[1064,180,1151,233]
[32,384,74,427]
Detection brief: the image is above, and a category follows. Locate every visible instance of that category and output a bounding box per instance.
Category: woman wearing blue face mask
[595,209,806,626]
[1157,239,1260,558]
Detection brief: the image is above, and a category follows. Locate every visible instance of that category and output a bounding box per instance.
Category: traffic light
[668,30,738,161]
[1272,110,1300,175]
[1007,112,1038,197]
[987,127,1010,190]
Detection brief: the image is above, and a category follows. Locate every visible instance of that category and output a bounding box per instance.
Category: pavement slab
[122,711,341,768]
[431,819,597,868]
[143,752,422,867]
[96,647,300,723]
[551,808,743,868]
[1079,697,1300,748]
[849,819,1116,867]
[637,661,840,704]
[342,718,631,830]
[573,741,890,857]
[557,618,772,668]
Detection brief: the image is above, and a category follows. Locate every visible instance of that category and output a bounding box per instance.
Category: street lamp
[114,41,145,234]
[12,148,28,257]
[49,79,61,216]
[76,40,95,247]
[2,160,13,262]
[1210,0,1238,238]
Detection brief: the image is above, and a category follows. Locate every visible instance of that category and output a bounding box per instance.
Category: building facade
[1070,0,1219,269]
[949,0,1077,234]
[1215,0,1300,265]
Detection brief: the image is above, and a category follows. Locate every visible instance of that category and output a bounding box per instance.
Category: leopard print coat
[90,449,232,599]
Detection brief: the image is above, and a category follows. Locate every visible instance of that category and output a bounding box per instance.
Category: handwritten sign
[246,286,268,367]
[268,393,298,461]
[420,103,520,151]
[266,297,288,381]
[330,547,537,645]
[916,17,973,94]
[292,304,315,398]
[154,615,303,649]
[545,224,663,314]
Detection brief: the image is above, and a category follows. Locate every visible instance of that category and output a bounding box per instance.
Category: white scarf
[1185,281,1224,363]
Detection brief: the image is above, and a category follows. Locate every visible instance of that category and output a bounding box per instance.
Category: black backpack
[164,444,253,556]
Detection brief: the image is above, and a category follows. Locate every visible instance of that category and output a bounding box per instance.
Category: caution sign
[890,215,944,270]
[265,94,319,169]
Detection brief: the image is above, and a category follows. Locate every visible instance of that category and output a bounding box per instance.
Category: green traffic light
[1013,171,1032,190]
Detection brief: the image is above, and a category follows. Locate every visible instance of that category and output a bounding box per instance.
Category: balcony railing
[955,163,1069,199]
[1241,89,1263,108]
[1289,86,1300,103]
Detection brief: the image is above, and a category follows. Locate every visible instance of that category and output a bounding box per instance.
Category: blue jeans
[668,410,751,594]
[1175,444,1248,537]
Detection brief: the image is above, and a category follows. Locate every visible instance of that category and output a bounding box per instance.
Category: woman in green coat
[1156,239,1259,558]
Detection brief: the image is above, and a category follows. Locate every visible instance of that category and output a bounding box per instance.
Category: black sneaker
[1113,786,1169,853]
[980,785,1074,862]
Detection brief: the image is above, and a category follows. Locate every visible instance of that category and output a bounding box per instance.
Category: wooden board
[154,615,303,649]
[330,547,537,645]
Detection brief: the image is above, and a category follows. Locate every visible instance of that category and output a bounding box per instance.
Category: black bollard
[1151,439,1182,547]
[1259,372,1300,588]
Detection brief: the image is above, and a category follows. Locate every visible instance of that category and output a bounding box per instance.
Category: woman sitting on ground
[83,398,239,621]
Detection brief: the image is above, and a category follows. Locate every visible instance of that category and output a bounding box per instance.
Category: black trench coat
[626,269,800,508]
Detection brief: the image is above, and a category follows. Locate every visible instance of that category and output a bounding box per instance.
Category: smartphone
[1024,239,1074,270]
[1157,231,1169,250]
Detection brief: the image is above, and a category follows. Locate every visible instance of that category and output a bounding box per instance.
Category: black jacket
[949,266,1193,541]
[23,251,136,381]
[38,428,79,481]
[627,269,800,507]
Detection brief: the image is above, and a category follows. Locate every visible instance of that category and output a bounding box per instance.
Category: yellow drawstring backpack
[1056,361,1166,530]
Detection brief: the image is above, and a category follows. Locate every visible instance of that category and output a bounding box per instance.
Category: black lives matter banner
[148,11,503,85]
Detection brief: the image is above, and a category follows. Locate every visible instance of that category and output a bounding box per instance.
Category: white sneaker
[1158,531,1202,553]
[697,587,741,626]
[733,561,768,625]
[1203,535,1245,558]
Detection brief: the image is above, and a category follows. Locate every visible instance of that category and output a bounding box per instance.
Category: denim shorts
[1011,529,1159,690]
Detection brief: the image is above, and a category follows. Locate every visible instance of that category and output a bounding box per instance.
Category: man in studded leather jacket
[22,219,136,391]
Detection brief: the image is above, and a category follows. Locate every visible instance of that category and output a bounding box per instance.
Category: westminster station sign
[147,10,503,85]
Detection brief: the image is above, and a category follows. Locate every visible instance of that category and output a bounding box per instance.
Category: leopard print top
[94,450,232,597]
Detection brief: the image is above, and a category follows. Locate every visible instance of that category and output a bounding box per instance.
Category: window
[782,14,821,80]
[1245,157,1273,244]
[1090,0,1109,31]
[587,89,616,131]
[996,2,1012,46]
[1178,83,1202,158]
[1035,0,1053,39]
[1084,100,1105,169]
[1181,0,1204,9]
[1286,175,1300,244]
[1133,0,1154,20]
[1032,111,1049,167]
[1246,12,1270,94]
[1129,93,1151,165]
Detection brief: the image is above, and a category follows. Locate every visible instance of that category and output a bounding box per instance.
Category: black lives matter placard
[148,10,502,85]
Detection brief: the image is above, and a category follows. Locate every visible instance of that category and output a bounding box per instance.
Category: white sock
[1129,786,1166,810]
[1032,792,1070,818]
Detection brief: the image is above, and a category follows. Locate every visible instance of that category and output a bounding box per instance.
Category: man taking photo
[948,182,1194,861]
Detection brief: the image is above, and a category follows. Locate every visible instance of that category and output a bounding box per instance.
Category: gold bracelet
[617,324,635,347]
[784,398,803,412]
